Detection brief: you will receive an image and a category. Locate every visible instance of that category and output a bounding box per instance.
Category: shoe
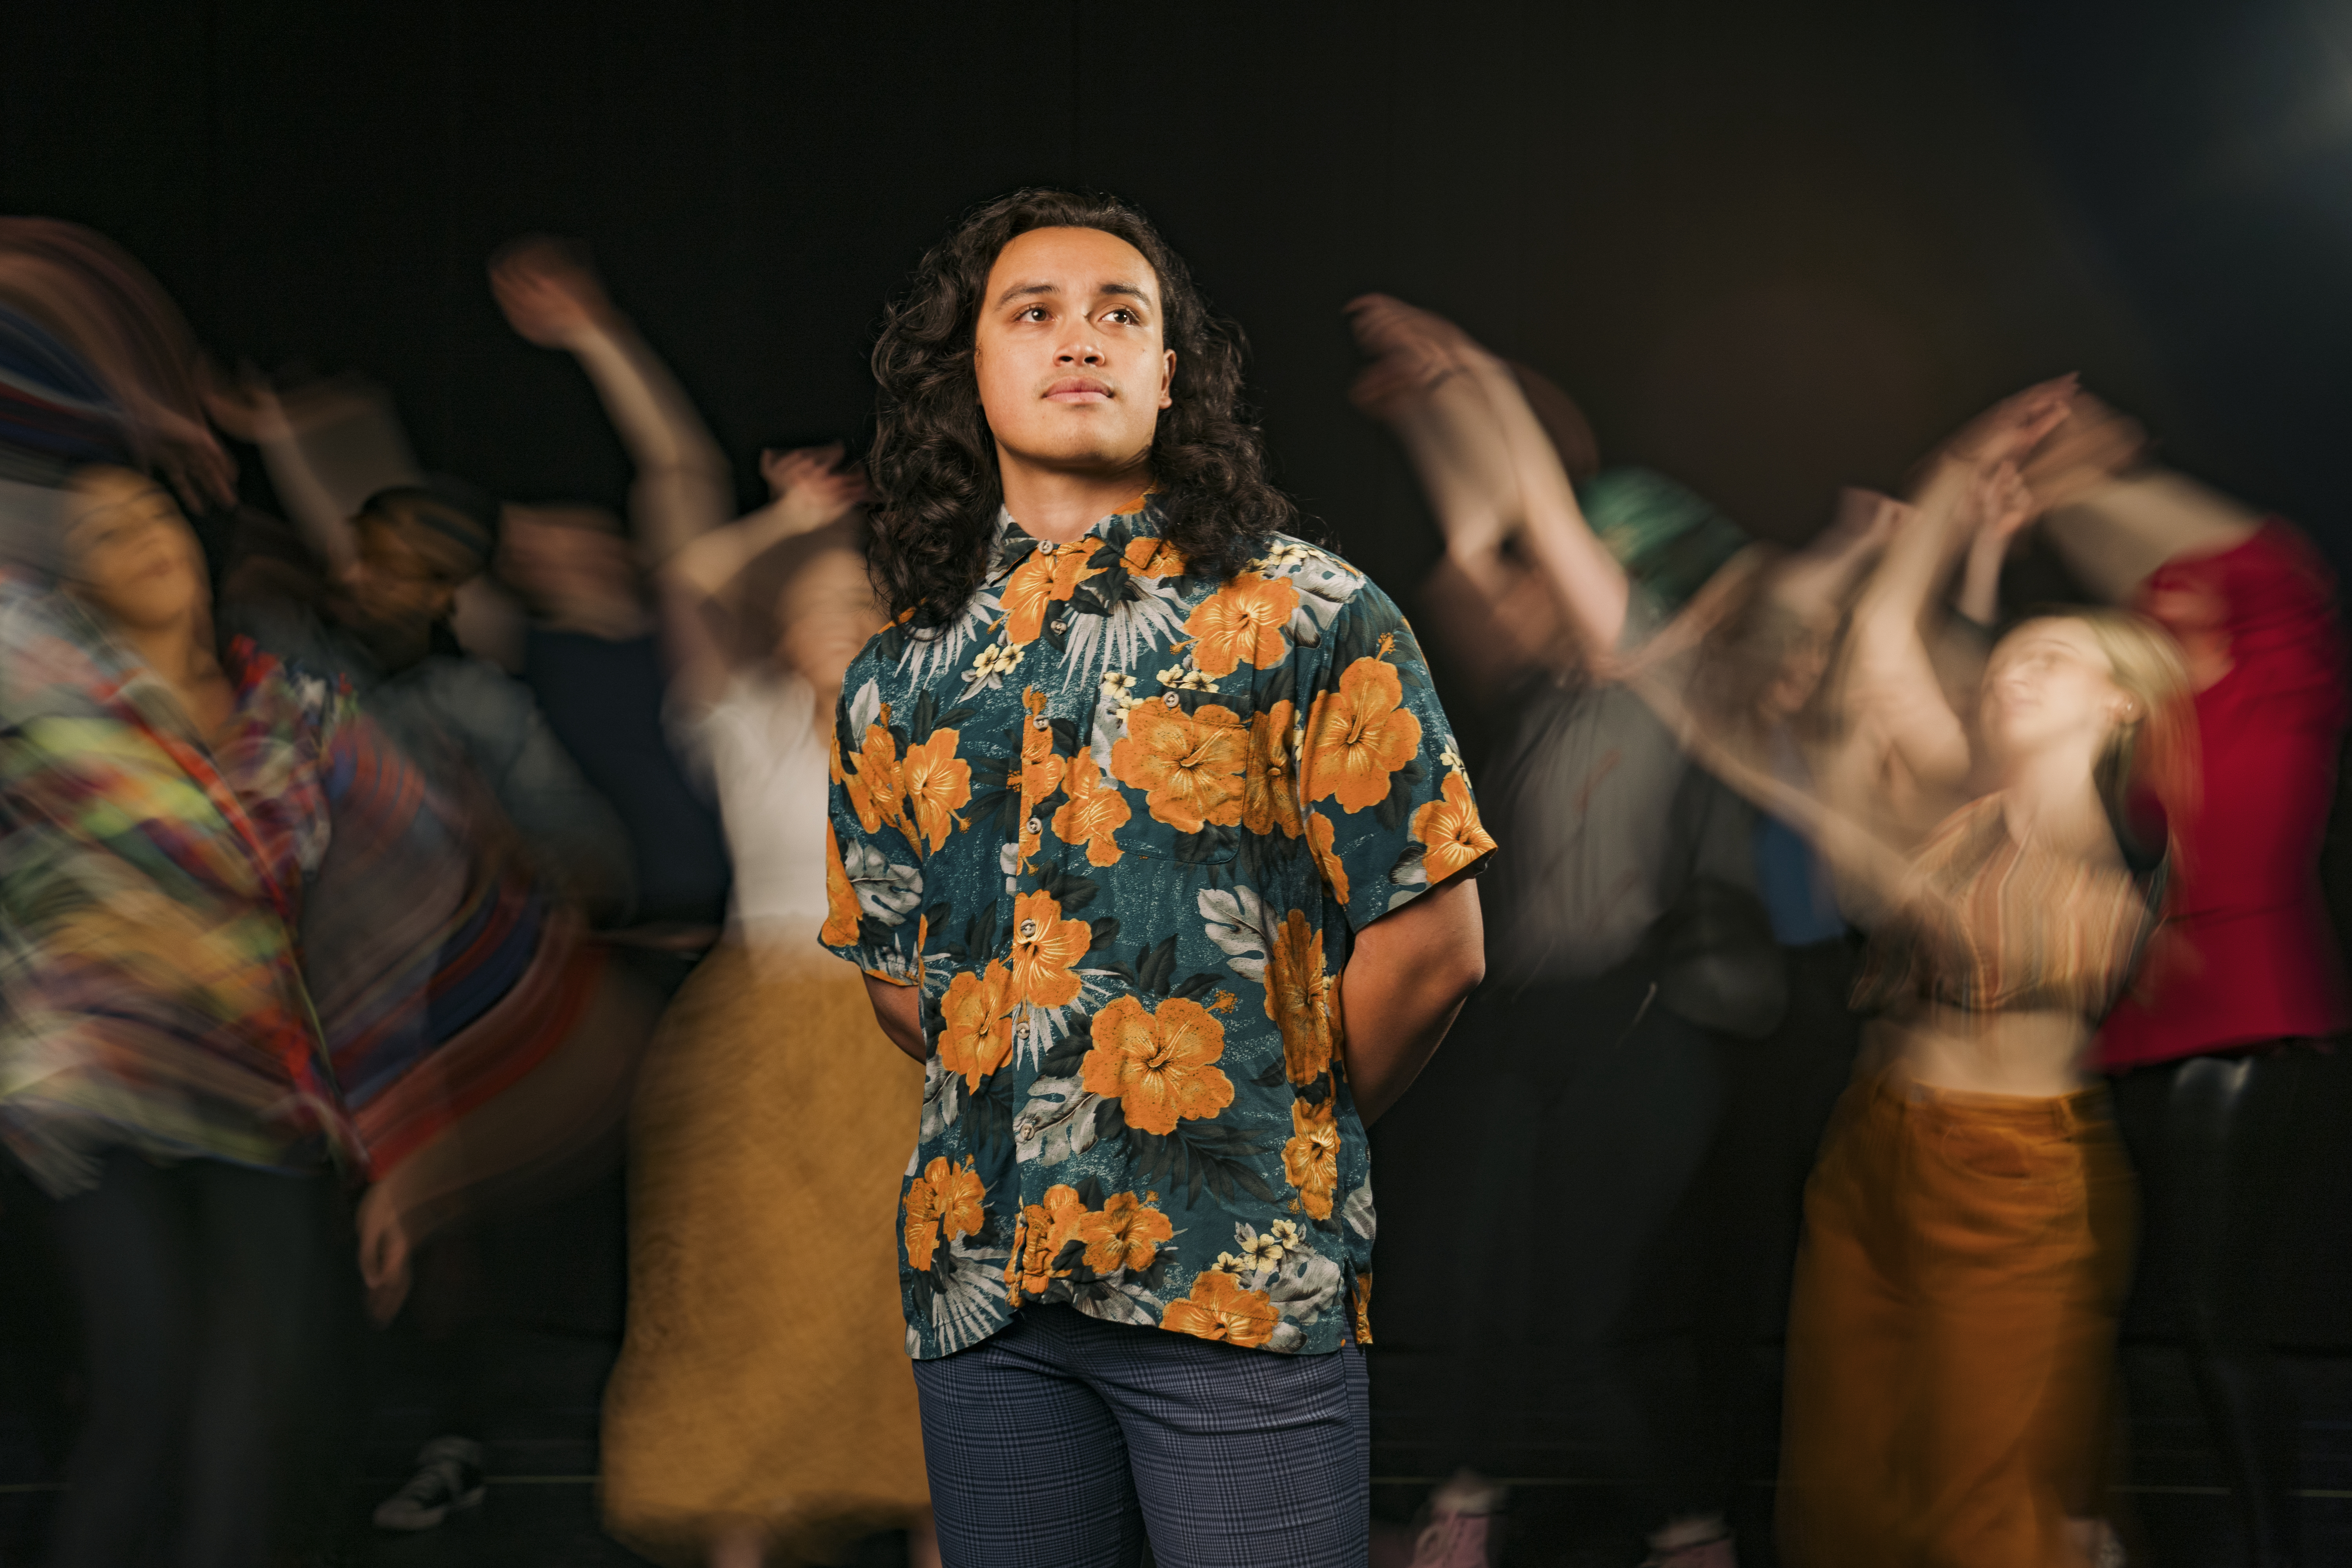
[1406,1471,1504,1568]
[1641,1517,1735,1568]
[372,1436,485,1531]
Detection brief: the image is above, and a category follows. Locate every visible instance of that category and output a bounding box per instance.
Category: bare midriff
[1898,1003,2094,1098]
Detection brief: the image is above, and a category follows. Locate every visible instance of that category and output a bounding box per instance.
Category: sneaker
[1641,1519,1735,1568]
[372,1436,485,1531]
[1406,1471,1504,1568]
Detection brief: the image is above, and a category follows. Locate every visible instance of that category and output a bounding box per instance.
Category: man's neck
[996,453,1151,545]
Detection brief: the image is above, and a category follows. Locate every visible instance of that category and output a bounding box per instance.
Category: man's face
[973,225,1174,479]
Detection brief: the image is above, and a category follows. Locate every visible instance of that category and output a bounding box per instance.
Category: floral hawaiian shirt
[822,495,1495,1359]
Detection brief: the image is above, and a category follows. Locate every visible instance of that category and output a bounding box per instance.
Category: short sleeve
[819,671,926,984]
[1293,582,1495,931]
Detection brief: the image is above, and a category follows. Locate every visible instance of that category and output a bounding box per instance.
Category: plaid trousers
[911,1305,1369,1567]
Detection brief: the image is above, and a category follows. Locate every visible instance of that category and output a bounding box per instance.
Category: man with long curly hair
[822,189,1495,1565]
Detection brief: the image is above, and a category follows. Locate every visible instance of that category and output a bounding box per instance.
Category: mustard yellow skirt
[601,942,929,1565]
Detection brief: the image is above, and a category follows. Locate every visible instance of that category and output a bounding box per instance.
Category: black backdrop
[15,1,2352,572]
[11,0,2352,1351]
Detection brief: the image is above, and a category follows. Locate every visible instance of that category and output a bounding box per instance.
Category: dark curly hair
[868,189,1299,629]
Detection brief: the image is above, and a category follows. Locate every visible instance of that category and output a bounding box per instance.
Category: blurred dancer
[0,220,352,1568]
[1671,386,2193,1568]
[212,362,654,1534]
[2030,401,2350,1568]
[1353,295,1877,1568]
[484,239,941,1564]
[487,238,733,935]
[829,191,1490,1568]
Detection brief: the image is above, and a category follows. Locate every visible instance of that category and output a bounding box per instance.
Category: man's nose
[1056,338,1105,365]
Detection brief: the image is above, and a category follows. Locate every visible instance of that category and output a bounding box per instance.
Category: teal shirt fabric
[823,498,1492,1359]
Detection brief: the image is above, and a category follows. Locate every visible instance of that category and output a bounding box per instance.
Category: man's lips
[1045,377,1113,403]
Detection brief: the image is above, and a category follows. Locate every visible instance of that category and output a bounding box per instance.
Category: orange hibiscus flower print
[1184,572,1299,677]
[848,723,904,835]
[904,1156,982,1271]
[936,961,1016,1091]
[904,1172,943,1271]
[1161,1269,1278,1348]
[1242,699,1303,838]
[1122,535,1187,577]
[1077,1191,1174,1274]
[1263,908,1337,1085]
[1283,1095,1341,1220]
[1304,656,1423,813]
[937,1158,986,1240]
[1008,889,1089,1010]
[1001,542,1106,646]
[1306,810,1351,905]
[1082,995,1236,1136]
[1110,702,1247,835]
[1351,1271,1374,1347]
[900,728,972,853]
[1005,1183,1090,1302]
[1051,748,1130,866]
[820,822,862,947]
[1412,772,1496,884]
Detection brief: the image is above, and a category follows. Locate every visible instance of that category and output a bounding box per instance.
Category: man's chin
[1006,439,1154,479]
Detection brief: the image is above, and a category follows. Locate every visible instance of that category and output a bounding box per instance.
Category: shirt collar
[984,492,1161,585]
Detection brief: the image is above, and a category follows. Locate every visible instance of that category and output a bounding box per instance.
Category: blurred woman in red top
[2034,400,2349,1568]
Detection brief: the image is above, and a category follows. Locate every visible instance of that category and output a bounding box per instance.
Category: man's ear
[1159,348,1176,412]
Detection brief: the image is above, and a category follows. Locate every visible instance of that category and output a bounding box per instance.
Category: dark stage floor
[4,1166,2350,1566]
[5,1325,2352,1566]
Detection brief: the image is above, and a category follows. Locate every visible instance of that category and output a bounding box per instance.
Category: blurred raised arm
[2021,394,2259,601]
[653,444,870,710]
[489,238,733,567]
[1348,294,1629,671]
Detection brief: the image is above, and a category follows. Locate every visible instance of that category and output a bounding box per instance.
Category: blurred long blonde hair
[2026,604,2198,861]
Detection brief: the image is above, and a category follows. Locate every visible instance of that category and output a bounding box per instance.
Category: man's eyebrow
[993,279,1156,308]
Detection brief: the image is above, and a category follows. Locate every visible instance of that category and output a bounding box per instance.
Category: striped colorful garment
[301,711,604,1176]
[1853,792,2163,1021]
[0,570,358,1196]
[0,305,134,485]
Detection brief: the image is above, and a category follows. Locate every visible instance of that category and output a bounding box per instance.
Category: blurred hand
[1968,460,2035,548]
[489,238,614,349]
[760,441,872,527]
[356,1182,414,1325]
[1345,294,1485,419]
[201,363,292,444]
[1942,375,2079,470]
[2018,391,2149,513]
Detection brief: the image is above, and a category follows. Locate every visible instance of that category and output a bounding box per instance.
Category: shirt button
[1025,817,1042,837]
[1032,715,1050,731]
[1051,618,1068,633]
[1163,692,1181,708]
[1019,919,1039,940]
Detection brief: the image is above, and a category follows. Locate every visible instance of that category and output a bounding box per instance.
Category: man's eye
[1020,306,1049,322]
[1105,309,1136,325]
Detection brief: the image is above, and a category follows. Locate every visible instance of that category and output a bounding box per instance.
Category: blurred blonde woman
[1678,396,2196,1568]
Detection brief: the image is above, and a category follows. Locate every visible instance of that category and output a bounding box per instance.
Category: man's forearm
[1338,877,1486,1125]
[862,972,927,1063]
